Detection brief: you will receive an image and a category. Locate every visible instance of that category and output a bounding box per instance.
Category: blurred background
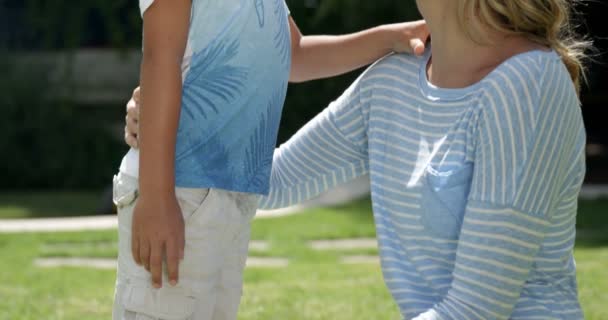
[0,1,607,319]
[0,0,607,207]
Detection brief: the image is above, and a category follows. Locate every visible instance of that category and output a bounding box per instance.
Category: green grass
[0,192,102,218]
[0,198,607,319]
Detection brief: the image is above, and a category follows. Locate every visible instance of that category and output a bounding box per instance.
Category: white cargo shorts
[112,172,257,320]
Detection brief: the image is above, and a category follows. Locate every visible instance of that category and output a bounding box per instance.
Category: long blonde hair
[458,0,590,94]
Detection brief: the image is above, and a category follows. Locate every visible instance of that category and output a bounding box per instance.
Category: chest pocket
[421,163,474,239]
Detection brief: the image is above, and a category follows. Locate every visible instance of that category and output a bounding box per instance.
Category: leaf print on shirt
[273,0,290,66]
[182,38,248,120]
[255,0,265,27]
[193,134,238,186]
[244,86,286,190]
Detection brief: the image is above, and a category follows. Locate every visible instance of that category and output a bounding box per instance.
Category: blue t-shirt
[121,0,291,195]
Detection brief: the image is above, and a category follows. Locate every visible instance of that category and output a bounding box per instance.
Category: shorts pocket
[121,282,196,320]
[176,188,211,223]
[113,174,139,209]
[421,164,473,239]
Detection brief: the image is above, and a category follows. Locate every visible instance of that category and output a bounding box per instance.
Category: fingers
[125,128,139,149]
[409,38,426,56]
[408,20,429,56]
[150,242,163,289]
[125,98,140,149]
[126,114,139,137]
[133,87,141,104]
[417,23,430,53]
[165,240,180,287]
[127,98,141,119]
[126,115,138,136]
[140,238,151,272]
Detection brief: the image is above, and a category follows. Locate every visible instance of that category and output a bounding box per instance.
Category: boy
[114,0,428,319]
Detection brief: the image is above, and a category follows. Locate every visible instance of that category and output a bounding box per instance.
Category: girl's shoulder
[478,49,579,130]
[489,49,567,88]
[370,52,424,74]
[482,49,575,102]
[358,52,423,88]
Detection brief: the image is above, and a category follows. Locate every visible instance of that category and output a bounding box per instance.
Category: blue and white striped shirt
[260,49,586,319]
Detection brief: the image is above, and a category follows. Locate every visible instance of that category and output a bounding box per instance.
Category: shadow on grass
[575,199,608,248]
[0,192,103,219]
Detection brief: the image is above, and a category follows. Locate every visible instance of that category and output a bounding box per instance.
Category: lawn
[0,198,607,319]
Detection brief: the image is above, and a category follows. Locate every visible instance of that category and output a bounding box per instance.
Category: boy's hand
[384,20,429,56]
[132,193,185,288]
[125,87,141,149]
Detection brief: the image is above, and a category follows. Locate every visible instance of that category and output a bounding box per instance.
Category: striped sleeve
[283,0,290,15]
[416,57,582,319]
[258,74,370,209]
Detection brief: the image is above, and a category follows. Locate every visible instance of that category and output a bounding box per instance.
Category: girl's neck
[423,3,546,89]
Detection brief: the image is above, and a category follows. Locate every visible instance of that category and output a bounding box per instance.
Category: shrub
[0,55,124,190]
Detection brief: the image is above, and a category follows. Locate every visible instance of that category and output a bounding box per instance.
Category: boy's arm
[123,19,428,149]
[289,18,428,83]
[133,0,191,289]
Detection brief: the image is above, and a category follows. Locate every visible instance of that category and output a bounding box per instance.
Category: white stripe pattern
[259,50,585,319]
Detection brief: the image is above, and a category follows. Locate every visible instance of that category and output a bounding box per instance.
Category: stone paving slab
[578,185,608,200]
[245,257,289,268]
[34,257,116,270]
[0,210,292,234]
[249,240,270,251]
[0,176,371,233]
[309,238,377,250]
[2,179,606,233]
[34,256,289,270]
[0,216,119,233]
[33,255,384,270]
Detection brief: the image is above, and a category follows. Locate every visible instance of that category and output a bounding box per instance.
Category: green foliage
[0,57,124,190]
[2,0,419,51]
[2,0,141,50]
[292,0,420,31]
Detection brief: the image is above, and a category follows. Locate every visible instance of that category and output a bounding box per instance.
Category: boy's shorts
[112,172,257,320]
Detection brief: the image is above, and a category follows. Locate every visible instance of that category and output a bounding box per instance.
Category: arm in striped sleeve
[259,73,371,209]
[415,57,582,319]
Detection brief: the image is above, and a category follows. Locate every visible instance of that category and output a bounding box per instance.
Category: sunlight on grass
[0,206,32,218]
[575,247,608,319]
[0,198,606,319]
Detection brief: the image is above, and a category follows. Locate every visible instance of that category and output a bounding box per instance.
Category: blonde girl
[126,0,589,318]
[259,0,589,319]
